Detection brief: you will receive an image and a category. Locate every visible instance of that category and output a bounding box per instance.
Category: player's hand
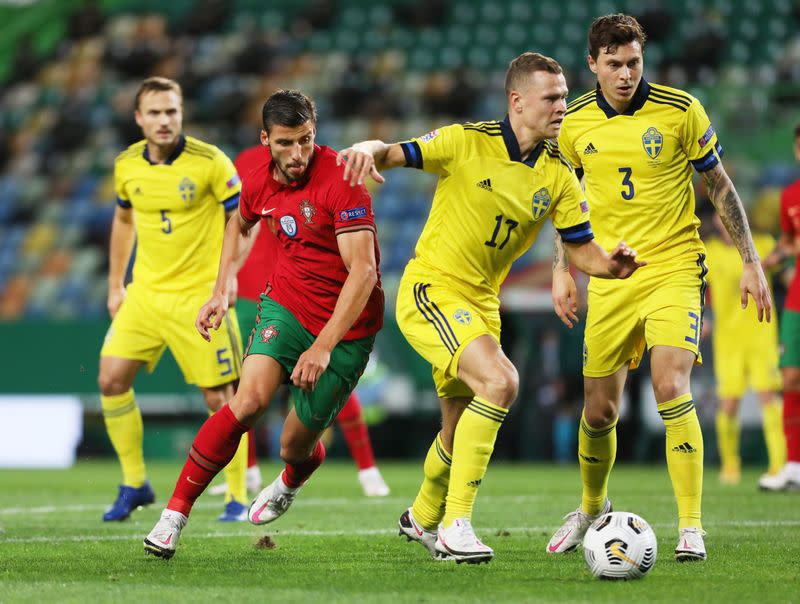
[291,343,331,392]
[741,260,772,322]
[552,270,579,328]
[107,285,126,318]
[608,241,646,279]
[337,143,385,187]
[196,293,229,342]
[761,249,783,271]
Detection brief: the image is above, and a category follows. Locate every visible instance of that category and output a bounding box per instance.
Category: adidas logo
[672,442,697,453]
[476,178,492,192]
[579,454,601,463]
[134,187,143,195]
[583,142,598,155]
[467,478,483,487]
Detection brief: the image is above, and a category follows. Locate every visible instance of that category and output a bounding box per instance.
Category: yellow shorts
[713,329,781,398]
[100,283,243,388]
[396,271,500,399]
[583,256,708,378]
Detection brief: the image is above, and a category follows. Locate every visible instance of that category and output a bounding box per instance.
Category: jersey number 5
[618,167,635,200]
[485,215,519,250]
[160,209,172,234]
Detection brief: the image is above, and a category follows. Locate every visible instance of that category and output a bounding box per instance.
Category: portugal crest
[260,324,279,343]
[531,187,551,220]
[179,177,196,203]
[642,127,663,159]
[299,199,316,224]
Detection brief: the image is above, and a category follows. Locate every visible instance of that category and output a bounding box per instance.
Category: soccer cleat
[675,527,707,562]
[758,464,800,491]
[209,466,264,496]
[248,473,300,525]
[218,499,248,522]
[434,517,494,564]
[398,508,453,560]
[102,481,155,521]
[143,509,187,560]
[546,498,612,554]
[358,467,390,497]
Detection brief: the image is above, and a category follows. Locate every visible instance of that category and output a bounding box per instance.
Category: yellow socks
[659,393,704,530]
[101,389,145,488]
[763,400,787,475]
[579,411,617,515]
[411,432,452,530]
[715,411,740,479]
[442,397,508,528]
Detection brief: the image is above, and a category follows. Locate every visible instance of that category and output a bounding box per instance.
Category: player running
[339,52,644,563]
[98,77,250,522]
[547,14,771,561]
[143,89,384,559]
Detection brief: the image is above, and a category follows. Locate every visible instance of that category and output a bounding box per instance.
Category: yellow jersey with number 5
[113,135,241,293]
[559,80,722,266]
[400,117,593,309]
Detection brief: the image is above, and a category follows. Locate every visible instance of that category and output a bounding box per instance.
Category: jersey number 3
[485,215,519,250]
[618,167,635,200]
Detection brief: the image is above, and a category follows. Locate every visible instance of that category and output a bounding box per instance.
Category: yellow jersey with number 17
[400,116,593,310]
[114,135,241,293]
[559,80,723,266]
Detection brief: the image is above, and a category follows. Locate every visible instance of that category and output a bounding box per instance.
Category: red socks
[282,440,326,488]
[336,392,376,470]
[785,391,800,462]
[167,404,248,516]
[247,427,257,468]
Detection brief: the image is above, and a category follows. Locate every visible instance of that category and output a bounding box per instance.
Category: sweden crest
[532,187,551,220]
[642,127,663,159]
[179,177,196,203]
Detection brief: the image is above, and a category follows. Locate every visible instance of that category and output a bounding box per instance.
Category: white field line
[1,520,800,545]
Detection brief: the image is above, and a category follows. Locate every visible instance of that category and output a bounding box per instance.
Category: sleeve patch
[698,125,715,149]
[339,207,368,221]
[226,174,241,188]
[420,129,439,143]
[580,200,589,214]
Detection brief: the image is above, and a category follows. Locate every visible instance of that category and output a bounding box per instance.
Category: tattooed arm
[552,232,578,327]
[701,163,772,321]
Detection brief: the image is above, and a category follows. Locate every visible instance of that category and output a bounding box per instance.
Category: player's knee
[651,375,687,403]
[230,391,269,424]
[583,404,617,429]
[279,439,312,466]
[202,390,227,413]
[97,372,128,397]
[475,364,519,408]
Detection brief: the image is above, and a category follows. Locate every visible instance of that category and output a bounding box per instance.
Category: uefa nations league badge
[280,215,298,237]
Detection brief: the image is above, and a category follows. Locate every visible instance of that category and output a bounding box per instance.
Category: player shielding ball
[144,90,384,559]
[339,52,644,563]
[547,14,771,561]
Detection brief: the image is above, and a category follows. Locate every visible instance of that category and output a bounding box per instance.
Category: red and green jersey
[780,179,800,311]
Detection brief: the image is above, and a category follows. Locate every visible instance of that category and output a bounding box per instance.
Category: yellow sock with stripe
[659,393,704,530]
[411,432,452,530]
[763,400,787,475]
[208,410,248,504]
[715,411,740,474]
[442,397,508,528]
[101,389,145,488]
[579,411,617,515]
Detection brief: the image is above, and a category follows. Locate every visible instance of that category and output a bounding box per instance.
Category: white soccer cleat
[546,498,612,554]
[248,473,300,525]
[358,467,390,497]
[143,509,188,560]
[397,507,452,560]
[434,517,494,564]
[209,466,264,496]
[758,464,800,492]
[675,527,707,562]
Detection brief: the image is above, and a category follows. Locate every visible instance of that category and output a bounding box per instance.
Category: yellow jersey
[559,80,723,266]
[114,135,241,293]
[705,233,776,336]
[400,117,592,308]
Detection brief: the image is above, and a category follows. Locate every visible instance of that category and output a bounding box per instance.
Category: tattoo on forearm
[553,232,569,271]
[702,164,758,263]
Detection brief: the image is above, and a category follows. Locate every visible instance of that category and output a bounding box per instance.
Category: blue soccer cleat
[103,482,155,521]
[218,499,248,522]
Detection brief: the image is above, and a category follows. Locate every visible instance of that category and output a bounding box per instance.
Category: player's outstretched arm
[701,163,772,322]
[552,233,579,328]
[107,205,136,318]
[337,141,407,187]
[196,210,257,341]
[564,239,645,279]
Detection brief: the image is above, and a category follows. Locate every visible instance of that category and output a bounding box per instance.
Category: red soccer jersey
[780,179,800,311]
[239,144,384,339]
[235,145,277,302]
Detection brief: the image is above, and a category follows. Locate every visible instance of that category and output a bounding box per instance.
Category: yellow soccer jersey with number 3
[559,80,723,266]
[400,117,593,309]
[114,135,241,293]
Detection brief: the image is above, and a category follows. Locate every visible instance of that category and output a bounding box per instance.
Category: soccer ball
[582,512,657,580]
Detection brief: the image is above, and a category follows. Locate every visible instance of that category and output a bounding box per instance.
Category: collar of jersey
[500,115,543,167]
[266,145,320,190]
[142,134,186,165]
[595,79,650,118]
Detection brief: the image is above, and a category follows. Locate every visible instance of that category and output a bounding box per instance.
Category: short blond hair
[135,77,182,109]
[505,52,563,97]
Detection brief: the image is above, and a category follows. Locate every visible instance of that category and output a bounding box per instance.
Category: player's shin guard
[442,397,507,528]
[783,391,800,463]
[578,411,617,515]
[659,394,703,530]
[715,411,740,474]
[411,432,452,530]
[101,389,145,488]
[762,399,786,474]
[167,404,248,517]
[336,392,377,470]
[282,440,326,488]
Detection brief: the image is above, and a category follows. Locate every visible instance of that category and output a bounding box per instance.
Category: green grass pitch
[1,461,798,603]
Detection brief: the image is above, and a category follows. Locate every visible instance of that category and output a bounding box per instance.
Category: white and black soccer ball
[582,512,657,580]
